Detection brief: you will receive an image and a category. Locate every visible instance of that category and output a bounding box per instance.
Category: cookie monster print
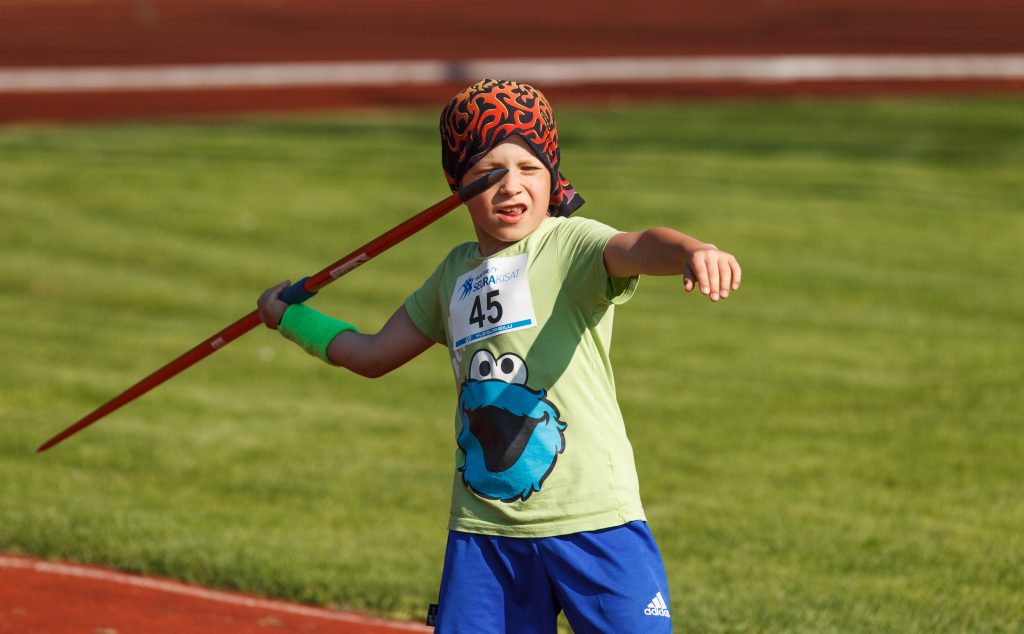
[457,351,567,502]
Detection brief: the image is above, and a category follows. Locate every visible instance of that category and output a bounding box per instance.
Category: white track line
[0,555,432,632]
[1,54,1023,92]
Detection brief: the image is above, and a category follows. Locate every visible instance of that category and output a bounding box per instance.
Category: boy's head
[440,79,584,218]
[457,135,552,256]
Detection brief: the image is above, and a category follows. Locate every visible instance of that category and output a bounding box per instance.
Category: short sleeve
[556,217,639,313]
[403,259,448,345]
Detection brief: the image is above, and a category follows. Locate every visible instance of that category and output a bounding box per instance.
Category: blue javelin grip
[278,276,317,304]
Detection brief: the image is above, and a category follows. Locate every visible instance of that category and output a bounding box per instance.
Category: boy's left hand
[684,246,741,302]
[604,228,741,301]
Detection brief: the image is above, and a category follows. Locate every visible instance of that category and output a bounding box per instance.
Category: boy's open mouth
[496,205,526,223]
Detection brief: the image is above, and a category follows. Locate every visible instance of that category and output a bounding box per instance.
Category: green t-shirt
[404,216,645,537]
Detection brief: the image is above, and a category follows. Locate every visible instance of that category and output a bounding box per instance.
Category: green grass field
[1,98,1022,633]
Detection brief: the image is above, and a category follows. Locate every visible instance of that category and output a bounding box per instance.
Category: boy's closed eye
[467,164,498,180]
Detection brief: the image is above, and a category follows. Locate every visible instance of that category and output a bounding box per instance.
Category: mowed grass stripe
[1,99,1021,632]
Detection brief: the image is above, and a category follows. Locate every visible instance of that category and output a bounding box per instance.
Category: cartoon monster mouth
[464,405,549,473]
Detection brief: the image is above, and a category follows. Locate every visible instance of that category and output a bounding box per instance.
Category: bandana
[440,79,584,217]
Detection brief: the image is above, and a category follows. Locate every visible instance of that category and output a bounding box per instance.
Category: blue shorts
[433,521,672,633]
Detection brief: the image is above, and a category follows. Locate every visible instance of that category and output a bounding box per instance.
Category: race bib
[449,253,536,351]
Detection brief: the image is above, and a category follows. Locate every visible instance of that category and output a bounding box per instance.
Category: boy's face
[460,136,551,257]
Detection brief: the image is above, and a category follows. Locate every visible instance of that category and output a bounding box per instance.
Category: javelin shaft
[36,311,262,453]
[38,169,506,453]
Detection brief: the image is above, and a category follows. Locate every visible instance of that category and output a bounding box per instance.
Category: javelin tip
[457,168,507,202]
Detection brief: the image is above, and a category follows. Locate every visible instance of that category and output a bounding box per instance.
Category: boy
[257,79,740,633]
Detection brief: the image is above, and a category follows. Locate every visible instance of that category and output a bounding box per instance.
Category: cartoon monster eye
[469,350,497,381]
[493,353,528,385]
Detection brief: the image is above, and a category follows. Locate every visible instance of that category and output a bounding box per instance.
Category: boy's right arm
[257,280,434,378]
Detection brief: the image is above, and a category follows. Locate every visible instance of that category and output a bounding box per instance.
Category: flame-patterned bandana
[440,78,584,217]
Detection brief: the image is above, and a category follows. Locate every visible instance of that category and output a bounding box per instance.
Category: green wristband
[278,304,359,364]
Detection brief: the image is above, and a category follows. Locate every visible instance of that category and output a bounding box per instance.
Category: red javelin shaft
[37,168,507,453]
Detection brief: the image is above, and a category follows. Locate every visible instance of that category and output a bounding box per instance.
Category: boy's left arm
[604,227,741,301]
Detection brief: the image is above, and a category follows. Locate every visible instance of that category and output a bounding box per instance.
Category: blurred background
[2,0,1023,121]
[1,1,1022,632]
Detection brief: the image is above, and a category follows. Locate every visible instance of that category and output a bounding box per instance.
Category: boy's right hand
[257,280,291,329]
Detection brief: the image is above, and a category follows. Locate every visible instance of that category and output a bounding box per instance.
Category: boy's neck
[477,240,512,258]
[474,217,554,257]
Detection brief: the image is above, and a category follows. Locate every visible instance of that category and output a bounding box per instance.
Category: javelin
[37,168,507,453]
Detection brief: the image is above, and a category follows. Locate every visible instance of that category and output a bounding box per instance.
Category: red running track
[1,0,1022,122]
[0,554,432,634]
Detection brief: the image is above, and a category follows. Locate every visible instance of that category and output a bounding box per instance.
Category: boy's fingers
[706,257,721,301]
[256,298,270,328]
[257,280,290,329]
[719,263,733,298]
[692,258,710,297]
[259,281,288,307]
[256,289,272,327]
[683,265,695,292]
[689,251,740,301]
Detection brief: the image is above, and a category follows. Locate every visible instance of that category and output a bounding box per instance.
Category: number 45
[469,290,503,328]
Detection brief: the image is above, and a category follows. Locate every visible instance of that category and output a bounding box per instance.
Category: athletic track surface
[2,1,1022,631]
[0,554,431,633]
[1,0,1022,122]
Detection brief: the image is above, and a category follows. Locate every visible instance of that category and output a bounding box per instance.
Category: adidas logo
[643,591,671,618]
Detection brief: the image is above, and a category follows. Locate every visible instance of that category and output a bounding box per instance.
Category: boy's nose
[498,171,521,194]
